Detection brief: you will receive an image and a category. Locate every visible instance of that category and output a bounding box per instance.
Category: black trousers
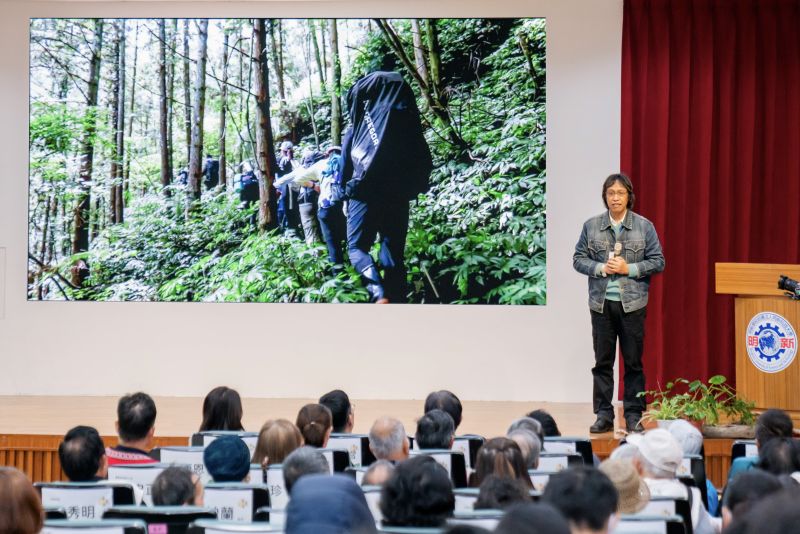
[590,300,647,419]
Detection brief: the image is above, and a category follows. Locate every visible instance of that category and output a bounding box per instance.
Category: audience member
[495,502,571,534]
[199,386,244,432]
[252,419,304,467]
[425,390,463,430]
[474,475,531,510]
[528,409,562,437]
[445,526,491,534]
[470,437,533,489]
[508,428,541,469]
[369,416,410,461]
[757,437,800,476]
[0,467,44,534]
[508,417,545,446]
[668,419,719,515]
[283,446,330,495]
[416,409,455,450]
[598,459,649,514]
[106,392,157,465]
[319,389,354,433]
[285,474,377,534]
[629,429,719,534]
[728,409,794,482]
[151,466,203,506]
[542,466,619,534]
[609,443,639,462]
[380,455,455,528]
[296,404,333,448]
[725,488,800,534]
[362,459,395,487]
[721,470,782,529]
[203,436,251,483]
[58,425,108,481]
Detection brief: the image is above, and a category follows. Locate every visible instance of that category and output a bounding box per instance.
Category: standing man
[573,174,664,434]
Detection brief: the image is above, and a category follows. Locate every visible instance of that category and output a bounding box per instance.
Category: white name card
[204,488,253,523]
[41,487,113,520]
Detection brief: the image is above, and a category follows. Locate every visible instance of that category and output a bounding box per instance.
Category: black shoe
[625,415,643,432]
[589,416,614,433]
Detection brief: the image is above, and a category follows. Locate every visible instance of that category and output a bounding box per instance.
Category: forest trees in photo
[28,18,546,304]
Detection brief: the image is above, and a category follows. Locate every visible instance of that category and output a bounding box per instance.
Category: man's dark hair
[601,173,635,210]
[723,470,783,520]
[474,475,530,510]
[726,488,800,534]
[319,390,352,433]
[495,502,571,534]
[542,466,618,531]
[415,409,455,450]
[380,455,454,527]
[282,446,330,495]
[58,426,105,482]
[152,466,197,506]
[757,438,800,475]
[199,386,244,432]
[424,390,463,429]
[117,392,156,443]
[755,409,794,446]
[527,409,561,437]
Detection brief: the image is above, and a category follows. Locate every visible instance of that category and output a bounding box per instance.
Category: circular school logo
[746,312,797,373]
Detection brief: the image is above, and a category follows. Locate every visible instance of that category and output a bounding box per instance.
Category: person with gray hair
[415,409,455,450]
[369,416,410,461]
[508,428,541,469]
[362,459,395,487]
[282,446,330,495]
[507,417,545,445]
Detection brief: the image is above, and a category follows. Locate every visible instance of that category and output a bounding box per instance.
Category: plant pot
[701,424,755,439]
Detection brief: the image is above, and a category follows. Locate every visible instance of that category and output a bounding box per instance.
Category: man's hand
[607,257,630,275]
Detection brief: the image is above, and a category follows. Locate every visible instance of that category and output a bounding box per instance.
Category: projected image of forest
[28,18,545,304]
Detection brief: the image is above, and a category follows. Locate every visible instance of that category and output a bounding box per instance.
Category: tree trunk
[237,25,245,165]
[168,19,177,176]
[124,21,139,196]
[37,195,51,300]
[114,20,126,224]
[109,30,120,225]
[187,19,208,209]
[182,19,192,168]
[411,20,429,86]
[310,19,325,86]
[328,19,342,145]
[425,19,444,105]
[158,19,172,196]
[269,20,285,102]
[71,19,103,278]
[253,19,277,232]
[303,28,320,148]
[219,27,229,190]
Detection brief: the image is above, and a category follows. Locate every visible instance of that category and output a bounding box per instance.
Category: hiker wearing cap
[276,141,299,233]
[628,429,720,534]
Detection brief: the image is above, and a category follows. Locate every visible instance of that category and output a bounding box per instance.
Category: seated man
[380,455,454,528]
[527,409,562,437]
[282,446,330,495]
[319,389,354,434]
[721,470,782,530]
[728,408,794,482]
[286,474,376,533]
[415,409,455,450]
[508,417,545,446]
[58,426,108,481]
[151,466,204,507]
[362,460,395,487]
[369,416,410,461]
[106,392,157,465]
[542,466,619,534]
[424,390,463,431]
[629,429,720,534]
[495,502,571,534]
[203,436,251,483]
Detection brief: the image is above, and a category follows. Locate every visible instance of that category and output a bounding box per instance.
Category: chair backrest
[378,527,445,534]
[248,464,265,485]
[731,440,758,462]
[187,519,282,533]
[37,481,138,519]
[615,514,686,534]
[362,485,384,523]
[107,463,168,506]
[327,433,375,468]
[448,509,504,530]
[637,496,692,534]
[344,466,369,485]
[151,447,210,483]
[528,470,557,492]
[42,519,147,534]
[189,432,259,457]
[543,436,594,465]
[253,507,286,529]
[264,465,289,510]
[45,507,68,520]
[677,455,708,510]
[536,452,583,472]
[319,448,352,473]
[451,434,484,471]
[411,449,468,488]
[103,506,217,534]
[203,483,270,523]
[453,488,480,512]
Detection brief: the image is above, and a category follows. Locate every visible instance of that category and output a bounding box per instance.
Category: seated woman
[295,404,333,448]
[0,467,44,534]
[470,437,534,489]
[252,419,304,467]
[199,386,244,432]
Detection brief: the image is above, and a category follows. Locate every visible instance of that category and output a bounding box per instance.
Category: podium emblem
[746,312,797,373]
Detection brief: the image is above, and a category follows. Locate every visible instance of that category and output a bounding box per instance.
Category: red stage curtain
[621,0,800,390]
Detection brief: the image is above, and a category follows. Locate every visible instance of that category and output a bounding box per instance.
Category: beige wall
[0,0,623,402]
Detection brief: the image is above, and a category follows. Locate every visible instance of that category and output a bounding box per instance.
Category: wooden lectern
[716,263,800,423]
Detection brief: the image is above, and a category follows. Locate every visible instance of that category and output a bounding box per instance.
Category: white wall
[0,0,623,402]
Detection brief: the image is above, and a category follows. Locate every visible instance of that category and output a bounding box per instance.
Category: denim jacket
[573,210,665,313]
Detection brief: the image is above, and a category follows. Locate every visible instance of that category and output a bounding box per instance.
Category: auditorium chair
[103,506,216,534]
[730,439,758,462]
[263,464,289,510]
[677,454,709,509]
[189,431,259,454]
[344,465,369,485]
[410,449,468,487]
[319,447,352,473]
[36,481,137,521]
[106,463,168,506]
[327,433,376,468]
[637,496,693,534]
[543,436,594,465]
[44,507,68,520]
[447,509,504,530]
[361,485,383,523]
[451,434,485,471]
[187,520,281,533]
[203,483,271,522]
[453,488,480,511]
[378,528,445,534]
[253,506,286,528]
[42,519,147,534]
[150,447,208,482]
[615,514,687,534]
[528,469,557,491]
[248,464,265,485]
[536,452,584,472]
